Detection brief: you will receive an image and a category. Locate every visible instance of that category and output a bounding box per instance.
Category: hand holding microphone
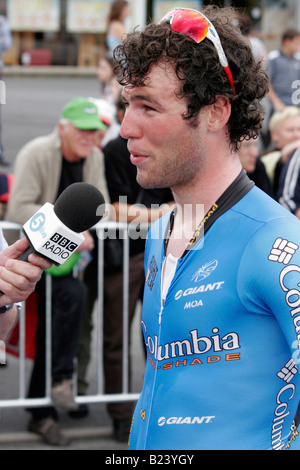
[19,182,105,264]
[0,183,106,300]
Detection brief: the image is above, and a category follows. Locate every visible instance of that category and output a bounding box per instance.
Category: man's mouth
[130,153,148,165]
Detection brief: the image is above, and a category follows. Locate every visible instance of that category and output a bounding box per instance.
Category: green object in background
[45,252,81,277]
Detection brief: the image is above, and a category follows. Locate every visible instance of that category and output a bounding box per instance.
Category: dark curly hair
[113,6,269,151]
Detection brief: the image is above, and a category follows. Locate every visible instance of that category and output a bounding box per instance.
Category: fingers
[27,253,52,270]
[0,239,51,270]
[0,258,47,304]
[0,237,30,262]
[0,237,52,305]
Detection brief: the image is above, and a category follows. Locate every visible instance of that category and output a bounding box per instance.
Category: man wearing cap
[6,97,110,446]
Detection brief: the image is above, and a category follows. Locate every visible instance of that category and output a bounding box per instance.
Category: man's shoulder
[268,49,281,61]
[17,130,59,158]
[233,186,296,226]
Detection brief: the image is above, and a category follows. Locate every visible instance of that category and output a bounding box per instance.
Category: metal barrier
[0,221,149,409]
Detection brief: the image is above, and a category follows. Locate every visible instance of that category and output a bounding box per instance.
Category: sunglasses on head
[159,8,236,95]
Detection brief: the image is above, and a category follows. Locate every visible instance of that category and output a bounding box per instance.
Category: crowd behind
[1,0,300,448]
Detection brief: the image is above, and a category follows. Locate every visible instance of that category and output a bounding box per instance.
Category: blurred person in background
[261,106,300,194]
[106,0,130,53]
[277,147,300,219]
[238,138,273,196]
[268,29,300,112]
[0,15,12,166]
[97,52,122,106]
[238,13,267,66]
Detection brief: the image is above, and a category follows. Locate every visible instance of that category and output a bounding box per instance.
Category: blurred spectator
[239,14,267,66]
[97,52,121,106]
[95,51,122,147]
[238,138,273,197]
[261,106,300,193]
[0,171,13,219]
[106,0,130,52]
[268,29,300,112]
[0,15,12,166]
[6,97,110,446]
[75,99,173,443]
[277,148,300,218]
[238,13,270,150]
[89,96,122,148]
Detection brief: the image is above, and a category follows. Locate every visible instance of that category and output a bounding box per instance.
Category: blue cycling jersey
[129,178,300,450]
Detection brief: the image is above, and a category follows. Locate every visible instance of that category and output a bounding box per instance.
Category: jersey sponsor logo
[277,358,298,383]
[142,323,240,363]
[175,281,224,301]
[158,416,215,427]
[271,359,298,450]
[279,264,300,346]
[268,238,299,265]
[184,299,204,310]
[191,260,218,282]
[146,255,158,292]
[175,260,223,301]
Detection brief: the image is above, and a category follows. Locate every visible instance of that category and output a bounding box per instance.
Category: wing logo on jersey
[191,260,218,282]
[268,238,299,265]
[146,255,159,292]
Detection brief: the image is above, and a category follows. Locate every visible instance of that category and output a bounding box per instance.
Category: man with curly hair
[113,6,300,450]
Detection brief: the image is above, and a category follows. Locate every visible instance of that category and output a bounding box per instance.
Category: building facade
[0,0,299,67]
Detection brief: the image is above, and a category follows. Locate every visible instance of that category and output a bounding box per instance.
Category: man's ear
[207,95,231,133]
[57,122,64,137]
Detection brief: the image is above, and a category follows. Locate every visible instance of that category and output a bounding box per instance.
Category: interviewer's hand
[77,230,95,252]
[0,237,52,307]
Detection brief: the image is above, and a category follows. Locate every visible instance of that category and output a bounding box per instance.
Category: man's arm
[268,83,286,112]
[0,237,51,340]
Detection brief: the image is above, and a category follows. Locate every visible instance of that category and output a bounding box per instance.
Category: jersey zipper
[159,299,165,325]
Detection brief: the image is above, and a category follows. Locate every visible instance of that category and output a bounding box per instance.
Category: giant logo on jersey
[175,260,224,302]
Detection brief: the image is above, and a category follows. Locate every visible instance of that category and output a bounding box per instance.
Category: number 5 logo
[30,212,46,232]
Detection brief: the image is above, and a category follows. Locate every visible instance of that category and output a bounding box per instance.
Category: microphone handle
[18,245,36,262]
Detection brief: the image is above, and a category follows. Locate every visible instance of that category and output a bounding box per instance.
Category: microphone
[19,182,106,264]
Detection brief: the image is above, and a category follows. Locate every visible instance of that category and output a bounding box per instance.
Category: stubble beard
[136,145,204,192]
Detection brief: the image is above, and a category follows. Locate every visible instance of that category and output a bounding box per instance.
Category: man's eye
[144,105,155,112]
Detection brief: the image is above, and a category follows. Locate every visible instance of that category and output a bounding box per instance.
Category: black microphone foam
[54,182,106,232]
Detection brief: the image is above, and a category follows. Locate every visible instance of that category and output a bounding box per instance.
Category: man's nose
[120,109,142,140]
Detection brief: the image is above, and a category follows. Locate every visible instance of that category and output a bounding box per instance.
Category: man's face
[59,122,100,161]
[120,61,207,191]
[238,138,259,173]
[271,115,300,149]
[286,37,300,55]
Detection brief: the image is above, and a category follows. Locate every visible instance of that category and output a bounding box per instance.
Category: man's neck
[166,159,242,258]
